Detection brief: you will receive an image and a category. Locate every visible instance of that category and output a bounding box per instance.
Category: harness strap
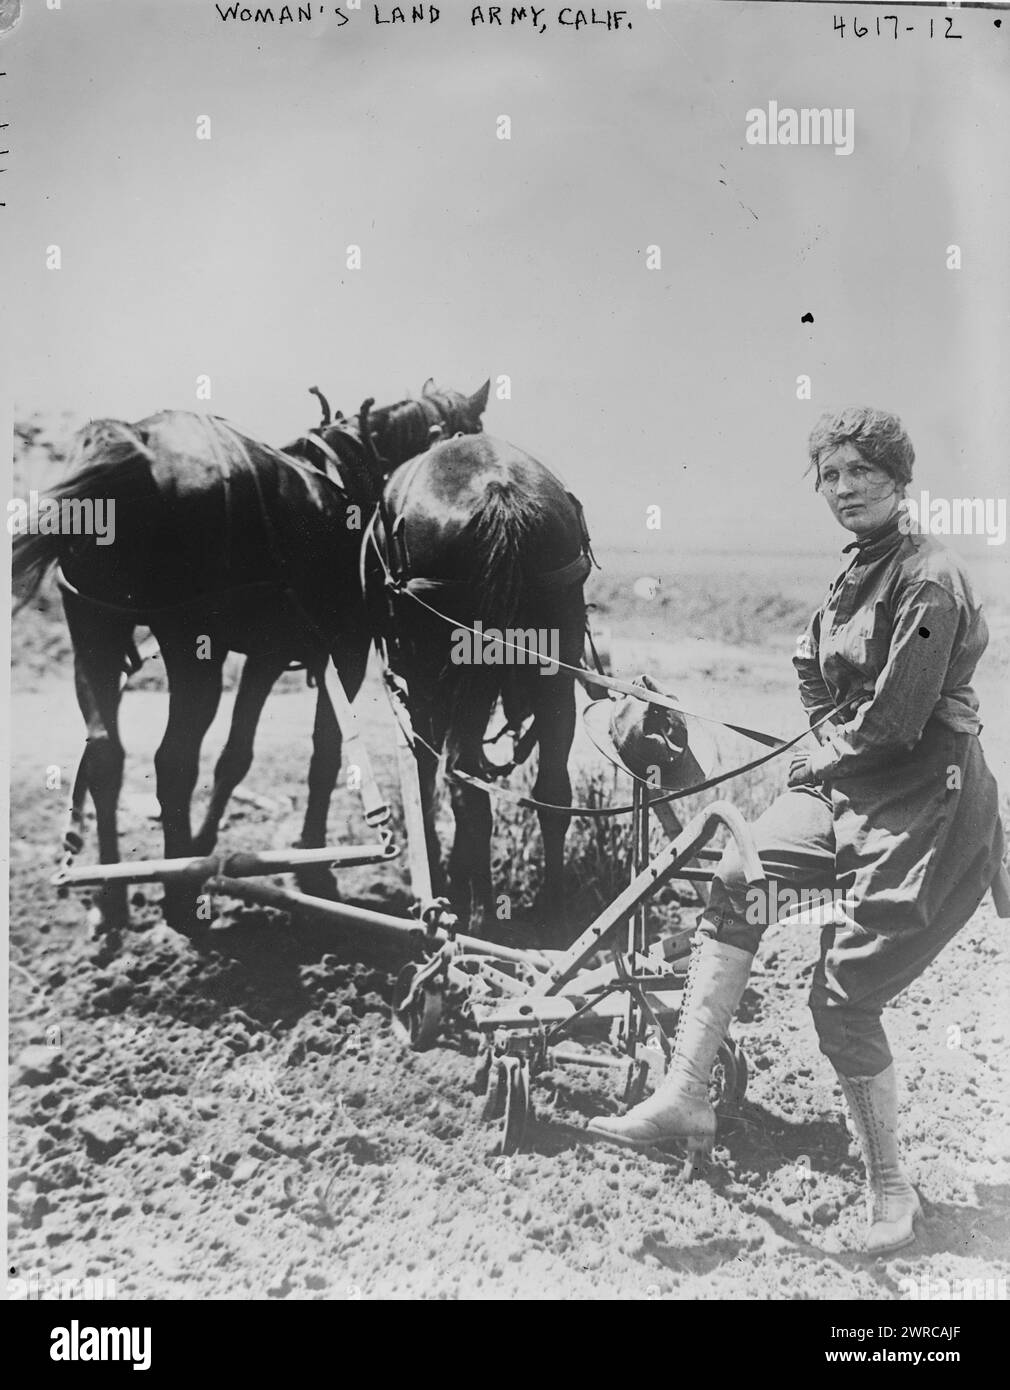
[290,433,348,490]
[319,662,390,827]
[566,490,600,571]
[584,622,606,676]
[318,423,368,460]
[367,511,593,602]
[55,567,282,620]
[530,552,592,592]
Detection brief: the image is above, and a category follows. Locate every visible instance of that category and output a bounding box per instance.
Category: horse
[362,431,595,945]
[12,379,489,938]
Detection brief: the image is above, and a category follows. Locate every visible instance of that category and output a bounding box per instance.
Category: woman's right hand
[788,750,818,788]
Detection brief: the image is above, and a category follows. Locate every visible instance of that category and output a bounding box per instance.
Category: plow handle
[704,800,765,885]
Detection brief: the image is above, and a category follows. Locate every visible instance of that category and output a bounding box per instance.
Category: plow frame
[389,795,764,1155]
[51,654,764,1161]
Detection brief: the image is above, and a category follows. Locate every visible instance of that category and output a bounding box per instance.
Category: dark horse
[12,380,489,937]
[363,432,594,945]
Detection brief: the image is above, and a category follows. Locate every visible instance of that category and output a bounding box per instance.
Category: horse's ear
[422,378,437,396]
[469,379,491,416]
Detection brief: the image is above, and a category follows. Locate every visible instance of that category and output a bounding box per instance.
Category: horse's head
[356,379,489,488]
[419,377,490,440]
[372,379,488,461]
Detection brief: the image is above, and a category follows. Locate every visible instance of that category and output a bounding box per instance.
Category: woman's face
[817,442,901,535]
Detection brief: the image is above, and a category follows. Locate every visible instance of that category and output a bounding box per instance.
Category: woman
[589,406,1005,1255]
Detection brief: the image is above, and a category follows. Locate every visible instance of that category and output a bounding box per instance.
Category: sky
[3,0,1009,559]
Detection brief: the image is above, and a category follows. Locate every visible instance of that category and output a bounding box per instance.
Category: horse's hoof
[85,893,130,940]
[176,923,213,951]
[160,887,211,938]
[87,927,123,964]
[163,913,212,950]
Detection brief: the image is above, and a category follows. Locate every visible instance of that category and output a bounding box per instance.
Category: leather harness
[366,483,597,608]
[364,483,599,778]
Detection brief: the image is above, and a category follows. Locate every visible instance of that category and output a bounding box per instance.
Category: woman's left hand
[788,750,818,787]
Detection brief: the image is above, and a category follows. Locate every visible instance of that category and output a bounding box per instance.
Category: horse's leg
[447,779,494,934]
[191,650,287,857]
[444,690,495,933]
[63,758,90,861]
[291,670,342,900]
[411,702,449,900]
[153,630,225,931]
[63,599,133,937]
[531,671,578,948]
[293,641,368,899]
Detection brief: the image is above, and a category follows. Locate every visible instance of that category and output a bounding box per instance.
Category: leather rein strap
[382,666,858,819]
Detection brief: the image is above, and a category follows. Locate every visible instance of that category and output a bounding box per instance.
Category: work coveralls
[701,513,1005,1077]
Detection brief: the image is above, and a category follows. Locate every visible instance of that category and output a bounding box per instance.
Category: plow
[51,655,768,1167]
[386,795,762,1165]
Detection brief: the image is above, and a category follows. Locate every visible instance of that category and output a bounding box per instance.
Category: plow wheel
[726,1039,748,1104]
[480,1052,506,1121]
[473,1046,494,1099]
[711,1037,749,1108]
[622,1058,650,1107]
[487,1055,531,1156]
[391,963,444,1052]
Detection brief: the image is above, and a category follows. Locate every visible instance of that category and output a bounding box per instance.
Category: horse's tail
[11,420,155,611]
[445,480,539,775]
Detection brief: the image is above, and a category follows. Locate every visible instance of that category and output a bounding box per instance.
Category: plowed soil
[8,655,1009,1301]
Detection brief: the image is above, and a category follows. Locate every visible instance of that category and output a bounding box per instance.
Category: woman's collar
[841,509,905,562]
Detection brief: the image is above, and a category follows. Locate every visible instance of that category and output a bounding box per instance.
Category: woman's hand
[788,750,818,788]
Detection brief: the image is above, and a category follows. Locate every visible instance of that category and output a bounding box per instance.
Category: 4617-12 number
[833,13,963,40]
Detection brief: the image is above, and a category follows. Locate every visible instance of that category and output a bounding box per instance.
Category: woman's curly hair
[806,407,915,491]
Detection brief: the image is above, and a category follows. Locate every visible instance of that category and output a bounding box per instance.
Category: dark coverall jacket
[702,512,1005,1077]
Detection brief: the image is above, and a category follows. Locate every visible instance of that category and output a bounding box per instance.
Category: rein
[381,664,857,818]
[366,517,855,811]
[380,569,788,749]
[365,501,848,812]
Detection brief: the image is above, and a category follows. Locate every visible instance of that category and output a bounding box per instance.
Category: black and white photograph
[3,0,1009,1328]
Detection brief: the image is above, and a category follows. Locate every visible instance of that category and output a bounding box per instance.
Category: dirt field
[8,614,1010,1300]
